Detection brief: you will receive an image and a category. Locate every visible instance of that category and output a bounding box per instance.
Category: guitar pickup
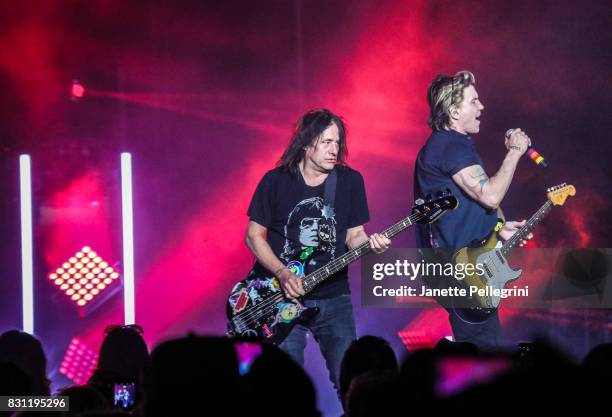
[495,250,506,265]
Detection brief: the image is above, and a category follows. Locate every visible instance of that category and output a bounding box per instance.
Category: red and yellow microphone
[506,129,548,168]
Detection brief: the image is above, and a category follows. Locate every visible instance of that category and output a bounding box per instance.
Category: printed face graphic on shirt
[281,197,336,268]
[299,217,321,246]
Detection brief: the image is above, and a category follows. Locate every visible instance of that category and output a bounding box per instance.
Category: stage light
[20,155,33,334]
[60,338,97,385]
[48,246,121,310]
[397,329,436,351]
[70,80,85,100]
[121,153,136,325]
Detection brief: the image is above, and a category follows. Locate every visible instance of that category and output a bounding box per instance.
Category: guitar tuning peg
[415,198,425,205]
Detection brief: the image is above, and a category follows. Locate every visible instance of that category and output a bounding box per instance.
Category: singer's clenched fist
[505,128,531,154]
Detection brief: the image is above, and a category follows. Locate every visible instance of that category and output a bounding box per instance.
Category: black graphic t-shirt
[247,165,370,299]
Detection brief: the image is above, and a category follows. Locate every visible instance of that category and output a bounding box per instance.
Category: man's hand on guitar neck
[498,219,534,247]
[346,225,391,254]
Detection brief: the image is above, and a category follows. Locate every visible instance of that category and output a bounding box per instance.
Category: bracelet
[273,267,287,277]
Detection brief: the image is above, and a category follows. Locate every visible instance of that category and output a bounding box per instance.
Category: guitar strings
[232,210,428,324]
[231,209,439,331]
[234,207,457,331]
[232,212,422,327]
[231,210,434,330]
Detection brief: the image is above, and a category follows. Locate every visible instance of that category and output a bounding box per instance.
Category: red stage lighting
[59,338,98,385]
[70,80,85,100]
[48,246,120,309]
[397,329,437,351]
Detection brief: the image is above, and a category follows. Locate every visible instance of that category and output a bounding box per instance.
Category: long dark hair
[279,108,348,174]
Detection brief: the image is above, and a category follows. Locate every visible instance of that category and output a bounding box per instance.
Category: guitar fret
[301,200,451,294]
[502,200,553,257]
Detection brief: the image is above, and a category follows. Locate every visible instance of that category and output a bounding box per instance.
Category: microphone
[505,128,548,168]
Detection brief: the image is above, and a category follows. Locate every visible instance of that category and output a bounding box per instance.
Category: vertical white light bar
[19,155,34,334]
[120,153,135,325]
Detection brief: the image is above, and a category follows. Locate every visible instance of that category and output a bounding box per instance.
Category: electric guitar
[226,193,459,345]
[451,183,576,322]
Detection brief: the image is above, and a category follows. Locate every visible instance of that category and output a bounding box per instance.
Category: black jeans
[279,293,357,393]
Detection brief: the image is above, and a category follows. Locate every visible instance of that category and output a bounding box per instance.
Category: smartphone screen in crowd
[114,382,136,409]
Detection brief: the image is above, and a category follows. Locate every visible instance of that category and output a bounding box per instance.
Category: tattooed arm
[451,152,522,209]
[451,129,531,209]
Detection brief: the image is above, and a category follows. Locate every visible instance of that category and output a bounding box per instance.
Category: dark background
[1,1,610,414]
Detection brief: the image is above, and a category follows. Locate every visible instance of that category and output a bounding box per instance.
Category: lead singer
[414,71,531,350]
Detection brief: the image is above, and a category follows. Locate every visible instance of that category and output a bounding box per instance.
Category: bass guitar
[227,193,458,344]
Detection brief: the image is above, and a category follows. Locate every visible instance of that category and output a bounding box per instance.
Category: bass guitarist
[414,71,531,350]
[245,108,390,392]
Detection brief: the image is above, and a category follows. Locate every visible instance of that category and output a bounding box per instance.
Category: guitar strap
[323,167,337,213]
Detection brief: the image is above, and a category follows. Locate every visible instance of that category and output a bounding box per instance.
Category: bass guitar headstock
[412,189,459,224]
